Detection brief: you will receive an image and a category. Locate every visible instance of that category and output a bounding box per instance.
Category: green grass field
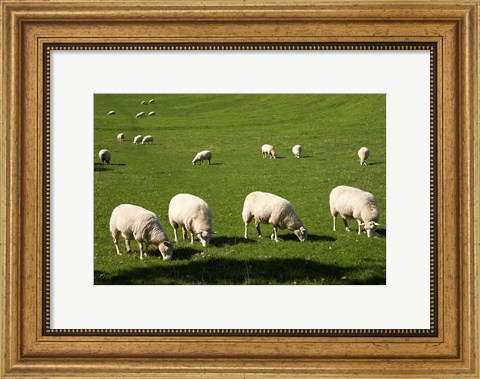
[94,94,386,285]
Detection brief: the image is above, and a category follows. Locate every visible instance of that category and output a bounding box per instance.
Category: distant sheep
[133,135,143,144]
[148,111,155,116]
[262,144,277,159]
[192,150,212,165]
[329,185,380,238]
[148,99,154,104]
[168,194,214,247]
[292,145,302,158]
[358,147,370,165]
[135,111,145,119]
[242,191,307,242]
[141,100,146,105]
[142,135,153,145]
[117,133,125,142]
[109,204,173,260]
[108,111,115,115]
[98,149,111,165]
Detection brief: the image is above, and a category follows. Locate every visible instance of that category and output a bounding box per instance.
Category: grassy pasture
[94,94,386,285]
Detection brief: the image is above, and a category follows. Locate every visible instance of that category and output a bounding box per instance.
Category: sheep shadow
[209,235,256,247]
[280,233,336,242]
[173,246,201,260]
[375,228,386,237]
[94,257,386,285]
[208,162,222,166]
[94,166,111,172]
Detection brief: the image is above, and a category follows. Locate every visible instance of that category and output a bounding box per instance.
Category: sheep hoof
[258,235,263,239]
[117,252,122,256]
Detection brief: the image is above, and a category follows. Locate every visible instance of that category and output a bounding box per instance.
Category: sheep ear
[360,223,365,226]
[374,222,380,226]
[213,231,218,234]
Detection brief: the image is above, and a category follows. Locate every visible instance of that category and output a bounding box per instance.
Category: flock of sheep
[99,114,379,261]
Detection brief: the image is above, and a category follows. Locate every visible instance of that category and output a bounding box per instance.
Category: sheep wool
[168,194,214,247]
[242,191,307,242]
[98,149,111,165]
[358,147,370,165]
[135,111,145,119]
[292,145,302,158]
[261,144,277,159]
[142,135,153,145]
[109,204,173,260]
[329,185,380,237]
[133,135,143,145]
[192,150,212,165]
[117,133,125,142]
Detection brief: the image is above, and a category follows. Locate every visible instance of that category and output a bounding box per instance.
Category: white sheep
[168,194,214,247]
[148,99,154,104]
[98,149,111,164]
[292,144,302,158]
[329,185,380,238]
[117,133,125,142]
[192,150,212,165]
[133,135,143,144]
[242,191,307,242]
[108,111,115,115]
[135,111,145,119]
[141,100,146,105]
[142,135,153,144]
[358,147,370,165]
[261,144,277,159]
[148,111,155,116]
[110,204,174,260]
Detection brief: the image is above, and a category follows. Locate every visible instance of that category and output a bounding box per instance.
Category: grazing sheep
[358,147,370,165]
[110,204,173,260]
[168,194,214,247]
[292,144,302,158]
[148,111,155,116]
[141,100,146,105]
[242,191,307,242]
[133,135,143,144]
[329,185,380,238]
[192,150,212,165]
[262,144,277,159]
[135,111,145,119]
[148,99,154,104]
[98,149,111,165]
[117,133,125,142]
[108,111,115,115]
[142,135,153,145]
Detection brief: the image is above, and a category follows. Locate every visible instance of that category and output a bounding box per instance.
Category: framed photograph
[1,1,478,377]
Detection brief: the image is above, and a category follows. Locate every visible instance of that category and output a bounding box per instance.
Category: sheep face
[363,221,379,238]
[293,226,308,242]
[197,231,212,247]
[158,241,174,260]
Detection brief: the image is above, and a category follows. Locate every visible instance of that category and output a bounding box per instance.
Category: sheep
[358,147,370,165]
[148,111,155,116]
[142,135,153,145]
[242,191,307,242]
[135,111,145,119]
[98,149,111,164]
[117,133,125,142]
[110,204,174,260]
[168,194,214,247]
[192,150,212,165]
[108,111,115,115]
[329,185,380,238]
[133,135,143,144]
[262,144,277,159]
[148,99,154,104]
[292,144,302,158]
[141,100,146,105]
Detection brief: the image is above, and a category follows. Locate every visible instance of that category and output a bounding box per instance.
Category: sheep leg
[125,239,132,254]
[341,217,351,232]
[138,241,145,260]
[244,221,249,239]
[112,231,122,255]
[172,227,179,243]
[270,226,279,242]
[332,215,336,231]
[255,221,262,239]
[208,159,211,165]
[357,220,362,235]
[190,232,194,244]
[182,226,188,241]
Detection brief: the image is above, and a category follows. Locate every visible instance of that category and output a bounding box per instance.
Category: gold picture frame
[1,0,478,377]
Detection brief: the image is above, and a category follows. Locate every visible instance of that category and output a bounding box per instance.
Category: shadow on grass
[280,233,336,242]
[94,256,386,285]
[363,161,383,166]
[209,235,256,247]
[94,162,126,171]
[375,228,386,237]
